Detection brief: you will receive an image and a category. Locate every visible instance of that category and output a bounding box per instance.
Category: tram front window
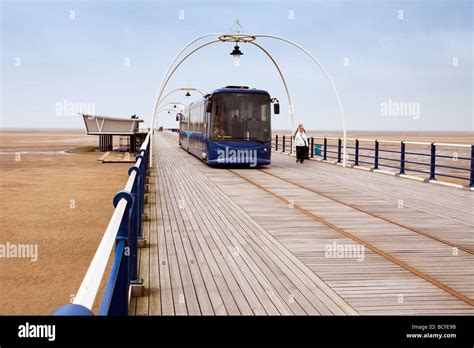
[211,93,271,142]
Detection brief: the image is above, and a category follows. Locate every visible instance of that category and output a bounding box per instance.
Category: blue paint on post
[400,141,405,175]
[374,140,379,170]
[98,240,127,315]
[470,145,474,188]
[52,304,94,316]
[129,165,143,239]
[337,138,342,163]
[355,139,359,166]
[323,137,327,160]
[429,142,436,180]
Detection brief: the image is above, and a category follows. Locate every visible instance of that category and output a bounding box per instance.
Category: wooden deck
[130,132,474,315]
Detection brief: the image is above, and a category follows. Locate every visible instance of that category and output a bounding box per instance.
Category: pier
[54,130,474,315]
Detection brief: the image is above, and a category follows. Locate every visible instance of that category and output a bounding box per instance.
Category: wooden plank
[148,170,162,315]
[156,166,176,315]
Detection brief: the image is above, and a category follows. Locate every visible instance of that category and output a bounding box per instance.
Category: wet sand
[0,130,130,314]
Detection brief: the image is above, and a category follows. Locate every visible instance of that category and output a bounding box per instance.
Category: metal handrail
[53,131,151,316]
[274,134,474,188]
[72,199,128,310]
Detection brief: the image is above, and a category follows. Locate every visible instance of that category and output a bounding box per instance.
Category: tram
[178,86,279,166]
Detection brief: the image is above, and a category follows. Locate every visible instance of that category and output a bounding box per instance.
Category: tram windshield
[211,93,271,142]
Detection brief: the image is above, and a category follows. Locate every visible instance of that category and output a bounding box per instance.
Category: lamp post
[150,23,347,167]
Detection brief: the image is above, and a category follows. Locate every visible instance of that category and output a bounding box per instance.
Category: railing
[52,131,151,316]
[272,134,474,188]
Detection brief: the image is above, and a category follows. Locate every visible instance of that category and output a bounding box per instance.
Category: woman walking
[294,123,308,163]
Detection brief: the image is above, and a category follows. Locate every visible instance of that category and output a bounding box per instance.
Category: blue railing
[52,132,151,316]
[273,134,474,188]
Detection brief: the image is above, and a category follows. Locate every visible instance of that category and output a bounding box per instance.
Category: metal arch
[150,31,348,166]
[254,34,348,167]
[158,88,206,109]
[157,102,187,113]
[152,36,297,142]
[150,33,223,165]
[151,39,221,132]
[157,108,181,113]
[247,41,295,133]
[151,33,221,116]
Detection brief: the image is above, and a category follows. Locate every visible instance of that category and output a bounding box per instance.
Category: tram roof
[210,87,269,96]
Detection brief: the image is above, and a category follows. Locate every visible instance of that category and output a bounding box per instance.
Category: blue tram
[178,86,279,166]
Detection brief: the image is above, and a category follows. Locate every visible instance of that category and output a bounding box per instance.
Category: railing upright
[429,142,436,180]
[98,240,128,315]
[275,135,279,151]
[290,135,293,154]
[470,145,474,188]
[282,135,286,153]
[400,141,405,175]
[323,137,327,160]
[374,139,379,170]
[337,138,342,163]
[354,139,359,166]
[99,190,133,315]
[310,137,314,158]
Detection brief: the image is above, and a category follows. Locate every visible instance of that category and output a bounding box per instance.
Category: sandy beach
[0,130,130,314]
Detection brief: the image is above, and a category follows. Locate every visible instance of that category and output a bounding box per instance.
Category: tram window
[211,93,271,141]
[261,104,268,121]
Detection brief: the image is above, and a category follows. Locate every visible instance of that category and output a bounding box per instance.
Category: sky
[1,0,472,131]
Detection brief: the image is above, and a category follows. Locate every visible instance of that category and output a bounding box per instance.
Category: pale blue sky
[1,0,472,130]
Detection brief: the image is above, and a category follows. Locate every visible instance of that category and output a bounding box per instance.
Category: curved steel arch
[150,33,223,164]
[152,39,297,157]
[151,32,347,166]
[152,39,220,131]
[152,40,296,144]
[151,33,221,114]
[248,41,295,135]
[254,34,347,166]
[157,102,187,112]
[157,88,206,111]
